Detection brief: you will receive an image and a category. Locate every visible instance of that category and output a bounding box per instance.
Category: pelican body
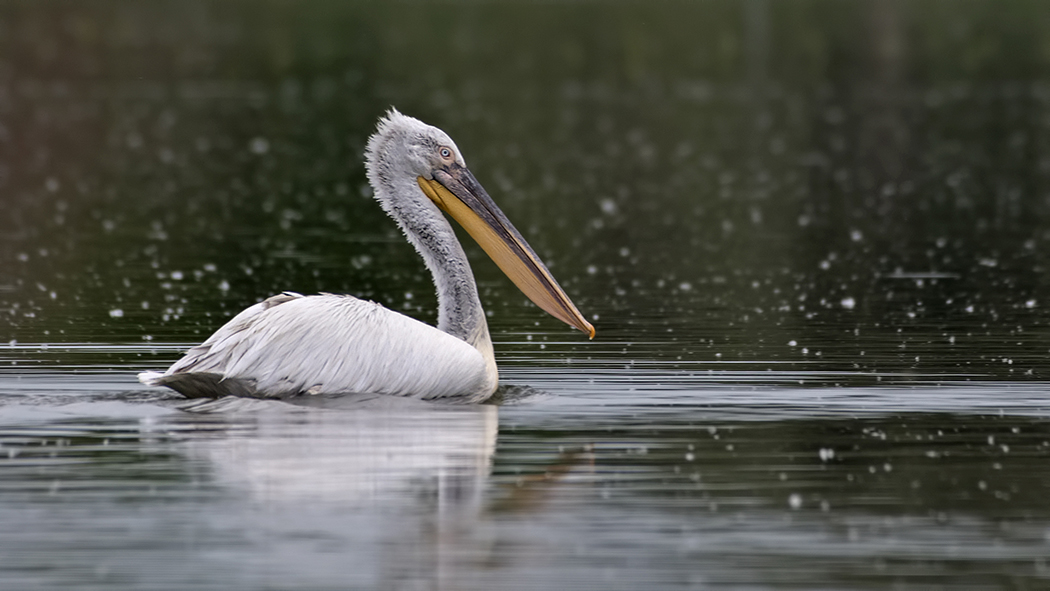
[139,109,593,402]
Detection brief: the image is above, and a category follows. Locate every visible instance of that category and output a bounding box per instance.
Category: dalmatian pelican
[139,109,594,402]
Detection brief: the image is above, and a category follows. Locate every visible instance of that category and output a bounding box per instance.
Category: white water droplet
[250,137,270,154]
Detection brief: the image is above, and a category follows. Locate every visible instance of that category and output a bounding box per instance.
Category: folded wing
[140,293,492,400]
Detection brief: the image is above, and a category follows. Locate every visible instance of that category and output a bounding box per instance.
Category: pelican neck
[372,173,491,349]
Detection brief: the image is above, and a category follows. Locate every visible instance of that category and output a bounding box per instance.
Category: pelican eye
[439,147,453,160]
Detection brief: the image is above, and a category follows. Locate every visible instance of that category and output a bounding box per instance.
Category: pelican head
[365,109,595,339]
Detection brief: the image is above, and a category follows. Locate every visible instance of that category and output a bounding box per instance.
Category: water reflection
[177,398,506,590]
[180,396,497,508]
[2,384,1048,589]
[0,393,501,589]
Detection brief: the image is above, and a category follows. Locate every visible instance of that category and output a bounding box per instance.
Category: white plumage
[140,109,592,402]
[141,292,493,400]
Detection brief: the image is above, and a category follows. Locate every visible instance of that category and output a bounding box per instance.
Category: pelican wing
[140,293,493,400]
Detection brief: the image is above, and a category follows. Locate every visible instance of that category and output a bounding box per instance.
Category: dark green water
[2,1,1050,589]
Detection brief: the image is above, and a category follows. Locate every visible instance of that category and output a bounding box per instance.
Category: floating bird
[139,109,593,402]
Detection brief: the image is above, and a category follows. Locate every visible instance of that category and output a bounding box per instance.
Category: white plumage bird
[139,109,594,402]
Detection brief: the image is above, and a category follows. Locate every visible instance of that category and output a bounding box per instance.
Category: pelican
[139,109,594,402]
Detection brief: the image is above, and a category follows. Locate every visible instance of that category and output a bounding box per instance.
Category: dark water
[2,1,1050,589]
